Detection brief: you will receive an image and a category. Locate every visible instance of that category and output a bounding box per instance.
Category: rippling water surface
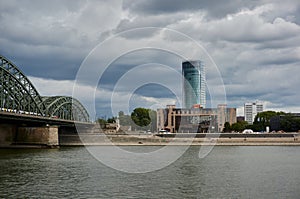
[1,146,300,198]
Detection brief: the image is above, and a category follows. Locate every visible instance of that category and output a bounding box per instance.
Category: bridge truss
[0,55,89,122]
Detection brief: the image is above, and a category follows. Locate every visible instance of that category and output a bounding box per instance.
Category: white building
[244,102,264,124]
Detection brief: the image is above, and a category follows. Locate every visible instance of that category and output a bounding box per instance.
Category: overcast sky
[1,0,300,118]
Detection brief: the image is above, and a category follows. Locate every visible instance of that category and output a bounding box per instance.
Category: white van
[159,129,170,134]
[242,129,254,134]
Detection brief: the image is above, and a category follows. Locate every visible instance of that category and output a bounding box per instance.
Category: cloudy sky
[1,0,300,118]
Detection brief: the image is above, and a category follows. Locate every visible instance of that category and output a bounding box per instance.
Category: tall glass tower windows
[182,60,206,108]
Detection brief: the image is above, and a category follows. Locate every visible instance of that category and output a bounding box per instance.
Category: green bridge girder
[42,96,89,122]
[0,55,89,122]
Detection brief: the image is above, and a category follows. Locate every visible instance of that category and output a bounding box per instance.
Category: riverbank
[59,133,300,146]
[1,133,299,148]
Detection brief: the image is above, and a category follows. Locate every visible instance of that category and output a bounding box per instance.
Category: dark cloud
[0,0,121,80]
[261,57,300,66]
[0,45,87,80]
[97,48,182,90]
[0,0,299,116]
[123,0,258,19]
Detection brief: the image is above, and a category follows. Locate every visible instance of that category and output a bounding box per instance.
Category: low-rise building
[237,116,245,122]
[157,104,236,133]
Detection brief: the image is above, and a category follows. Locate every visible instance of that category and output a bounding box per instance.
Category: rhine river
[1,146,300,198]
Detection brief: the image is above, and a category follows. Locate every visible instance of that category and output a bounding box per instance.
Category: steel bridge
[0,55,89,122]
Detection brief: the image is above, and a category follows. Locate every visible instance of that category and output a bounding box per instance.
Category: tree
[253,111,284,132]
[97,118,107,129]
[223,122,231,132]
[107,117,116,123]
[131,108,151,130]
[231,121,249,132]
[280,114,300,132]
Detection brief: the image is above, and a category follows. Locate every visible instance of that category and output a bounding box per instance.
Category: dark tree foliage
[131,108,151,127]
[231,121,249,132]
[97,108,157,132]
[223,120,249,133]
[223,122,231,132]
[252,111,280,131]
[131,108,157,131]
[97,118,107,129]
[280,114,300,132]
[107,117,116,123]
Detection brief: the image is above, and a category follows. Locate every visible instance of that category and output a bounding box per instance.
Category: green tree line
[97,108,157,132]
[223,111,300,133]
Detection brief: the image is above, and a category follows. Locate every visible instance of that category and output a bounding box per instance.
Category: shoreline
[1,133,299,148]
[61,142,300,146]
[59,133,300,146]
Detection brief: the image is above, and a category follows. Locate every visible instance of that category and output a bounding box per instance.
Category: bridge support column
[0,124,59,148]
[0,124,17,147]
[16,126,59,147]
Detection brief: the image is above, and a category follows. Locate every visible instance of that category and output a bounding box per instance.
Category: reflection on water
[1,146,300,198]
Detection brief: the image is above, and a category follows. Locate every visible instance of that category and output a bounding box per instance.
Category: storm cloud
[0,0,299,117]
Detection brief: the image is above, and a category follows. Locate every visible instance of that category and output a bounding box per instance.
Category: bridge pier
[0,55,90,148]
[0,124,59,148]
[0,124,17,147]
[16,126,59,147]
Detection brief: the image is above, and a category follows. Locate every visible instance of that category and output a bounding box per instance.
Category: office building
[157,104,236,133]
[182,60,206,108]
[244,102,264,124]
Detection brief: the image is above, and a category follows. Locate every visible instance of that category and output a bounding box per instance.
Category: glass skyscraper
[182,60,206,108]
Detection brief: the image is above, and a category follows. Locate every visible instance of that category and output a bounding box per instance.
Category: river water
[0,146,300,198]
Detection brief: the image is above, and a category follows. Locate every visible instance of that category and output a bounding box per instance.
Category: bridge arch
[42,96,89,122]
[0,55,90,122]
[0,55,46,114]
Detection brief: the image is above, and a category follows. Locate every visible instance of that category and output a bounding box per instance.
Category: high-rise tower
[182,60,206,108]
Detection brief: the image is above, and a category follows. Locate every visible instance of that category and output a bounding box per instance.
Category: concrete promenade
[59,133,300,146]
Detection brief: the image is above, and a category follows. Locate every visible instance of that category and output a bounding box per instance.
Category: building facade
[182,60,206,108]
[244,102,264,124]
[157,104,236,133]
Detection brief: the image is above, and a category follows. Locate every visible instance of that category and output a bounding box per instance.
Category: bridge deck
[0,111,92,126]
